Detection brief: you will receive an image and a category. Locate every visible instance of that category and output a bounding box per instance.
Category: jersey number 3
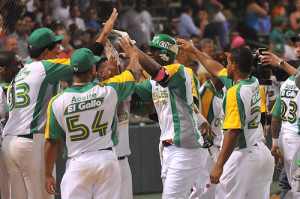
[66,110,108,141]
[8,83,30,111]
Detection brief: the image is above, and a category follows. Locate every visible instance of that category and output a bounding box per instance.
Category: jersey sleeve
[199,84,214,124]
[135,78,153,103]
[42,59,73,82]
[186,67,200,107]
[260,86,267,113]
[100,70,136,105]
[222,84,245,130]
[0,87,6,119]
[218,69,233,90]
[163,64,188,88]
[45,96,65,139]
[271,95,281,119]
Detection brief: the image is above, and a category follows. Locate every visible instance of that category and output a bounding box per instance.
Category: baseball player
[178,39,274,198]
[1,9,118,199]
[0,51,23,199]
[133,34,210,198]
[271,73,300,198]
[45,37,138,198]
[97,56,133,199]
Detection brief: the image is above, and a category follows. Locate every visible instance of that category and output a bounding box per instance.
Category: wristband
[273,138,279,147]
[196,112,207,127]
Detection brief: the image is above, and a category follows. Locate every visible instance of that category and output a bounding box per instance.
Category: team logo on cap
[73,67,78,71]
[159,41,178,54]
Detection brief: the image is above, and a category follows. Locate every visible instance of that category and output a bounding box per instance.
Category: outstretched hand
[176,38,197,55]
[102,8,118,36]
[118,37,137,58]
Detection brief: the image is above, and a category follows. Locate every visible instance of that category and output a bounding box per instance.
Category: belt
[17,134,33,139]
[162,141,172,147]
[118,156,126,160]
[99,147,112,151]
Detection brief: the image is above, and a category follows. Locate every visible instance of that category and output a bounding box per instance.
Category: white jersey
[199,82,224,146]
[4,59,72,136]
[113,100,131,157]
[271,75,300,136]
[135,64,201,149]
[46,70,135,158]
[222,76,265,149]
[0,83,8,145]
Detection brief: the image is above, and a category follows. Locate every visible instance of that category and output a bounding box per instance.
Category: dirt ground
[270,195,280,199]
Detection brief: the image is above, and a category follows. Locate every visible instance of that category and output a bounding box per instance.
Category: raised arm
[260,51,297,76]
[118,37,139,79]
[176,38,225,78]
[136,48,161,77]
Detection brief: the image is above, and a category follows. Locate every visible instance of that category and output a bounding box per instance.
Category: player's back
[223,77,264,149]
[4,59,72,136]
[278,75,300,135]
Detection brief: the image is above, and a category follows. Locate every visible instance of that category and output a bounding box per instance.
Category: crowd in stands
[0,0,299,111]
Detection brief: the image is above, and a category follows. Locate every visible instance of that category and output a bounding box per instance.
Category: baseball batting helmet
[148,34,179,62]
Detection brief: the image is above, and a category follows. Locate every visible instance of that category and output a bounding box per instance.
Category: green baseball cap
[29,28,64,50]
[71,48,101,73]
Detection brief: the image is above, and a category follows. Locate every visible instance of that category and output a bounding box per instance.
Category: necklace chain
[72,82,89,86]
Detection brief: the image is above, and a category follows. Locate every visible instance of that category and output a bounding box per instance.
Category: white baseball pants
[279,133,300,199]
[161,146,208,199]
[118,156,133,199]
[61,149,121,199]
[2,134,54,199]
[190,145,220,199]
[216,142,274,199]
[0,146,9,199]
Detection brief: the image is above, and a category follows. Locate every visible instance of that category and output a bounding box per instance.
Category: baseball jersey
[0,83,9,145]
[113,100,131,157]
[135,64,201,149]
[271,75,300,135]
[220,69,265,149]
[199,81,224,146]
[46,70,135,158]
[3,59,72,136]
[185,67,200,108]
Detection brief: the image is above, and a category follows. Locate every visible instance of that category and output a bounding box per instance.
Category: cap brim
[55,35,65,42]
[93,55,101,64]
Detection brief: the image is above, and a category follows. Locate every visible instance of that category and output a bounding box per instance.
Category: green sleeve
[42,59,73,82]
[218,69,233,90]
[271,96,281,119]
[193,72,200,108]
[102,70,135,105]
[135,78,153,103]
[45,98,65,140]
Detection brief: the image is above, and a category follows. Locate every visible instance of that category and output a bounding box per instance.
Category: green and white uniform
[135,64,208,199]
[136,64,201,148]
[4,59,72,136]
[46,70,135,158]
[0,83,9,199]
[199,81,224,146]
[1,58,72,199]
[271,75,300,198]
[216,69,274,199]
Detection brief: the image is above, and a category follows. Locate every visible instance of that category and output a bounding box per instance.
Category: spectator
[23,12,36,35]
[245,0,268,32]
[75,30,92,49]
[0,14,7,46]
[258,1,271,34]
[271,0,288,20]
[36,0,51,25]
[202,0,228,47]
[56,29,75,59]
[231,35,245,49]
[42,14,52,27]
[289,0,300,33]
[3,37,19,54]
[52,0,70,25]
[84,7,101,33]
[136,0,155,43]
[9,17,29,59]
[269,15,288,52]
[197,38,214,85]
[120,4,149,49]
[177,5,201,37]
[284,30,297,60]
[65,4,85,32]
[162,11,179,37]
